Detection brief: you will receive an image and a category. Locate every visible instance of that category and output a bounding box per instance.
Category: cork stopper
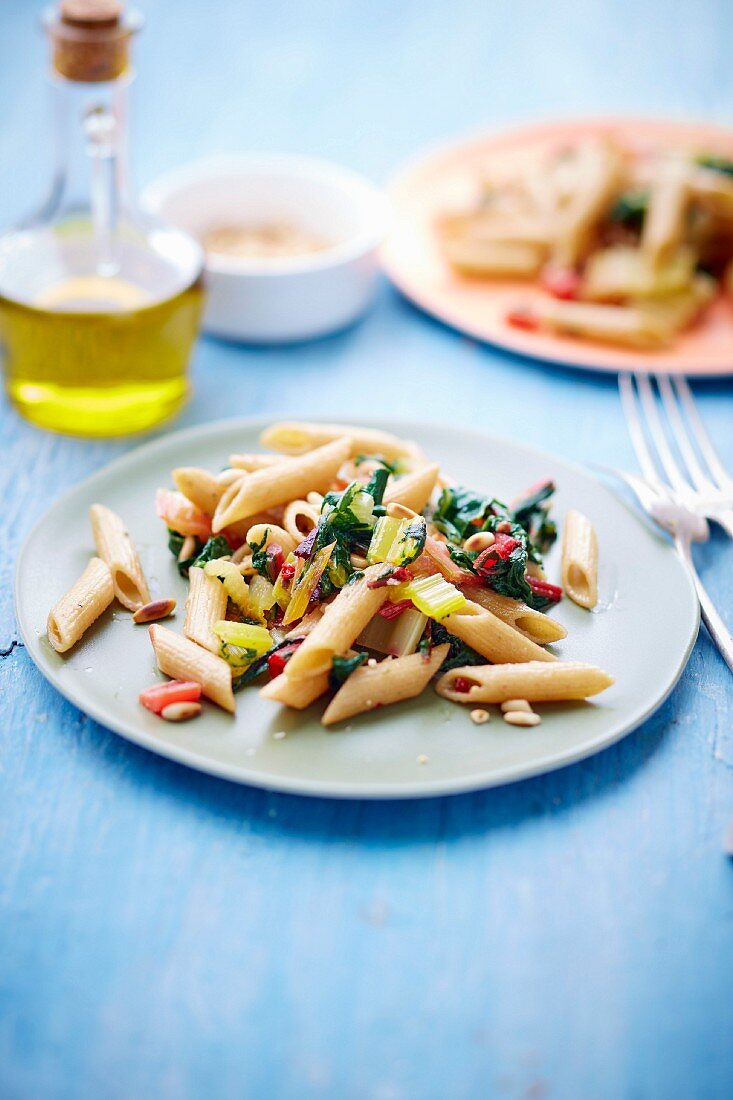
[46,0,140,83]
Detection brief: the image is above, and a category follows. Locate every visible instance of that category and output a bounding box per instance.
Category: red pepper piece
[542,265,582,300]
[493,532,520,560]
[267,641,302,678]
[527,576,563,603]
[368,566,414,589]
[280,561,296,582]
[453,676,473,694]
[473,547,497,576]
[507,307,539,332]
[266,543,284,582]
[379,599,413,621]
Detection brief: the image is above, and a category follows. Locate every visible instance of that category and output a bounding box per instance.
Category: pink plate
[382,116,733,375]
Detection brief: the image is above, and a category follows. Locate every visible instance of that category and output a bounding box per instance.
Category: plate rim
[14,414,701,799]
[382,113,733,377]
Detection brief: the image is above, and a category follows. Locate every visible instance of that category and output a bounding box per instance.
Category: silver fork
[632,373,733,536]
[617,373,733,673]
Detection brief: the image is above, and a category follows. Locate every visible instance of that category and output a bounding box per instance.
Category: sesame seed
[470,708,490,725]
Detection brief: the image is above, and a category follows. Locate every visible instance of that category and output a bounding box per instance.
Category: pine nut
[133,598,177,624]
[160,701,202,722]
[464,531,496,553]
[386,502,418,520]
[350,553,368,568]
[503,711,541,727]
[470,708,490,724]
[500,699,532,713]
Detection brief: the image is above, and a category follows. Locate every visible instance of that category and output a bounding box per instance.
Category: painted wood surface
[1,1,732,1098]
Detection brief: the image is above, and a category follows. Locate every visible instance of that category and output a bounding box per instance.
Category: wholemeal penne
[259,670,330,709]
[322,644,450,725]
[282,500,320,543]
[172,467,232,515]
[284,565,390,680]
[441,600,557,664]
[463,586,567,644]
[642,157,690,266]
[552,138,624,267]
[260,421,420,464]
[184,566,228,653]
[228,453,285,471]
[383,464,439,514]
[47,557,114,653]
[245,522,298,559]
[89,503,150,610]
[212,437,352,532]
[436,661,614,703]
[562,510,599,610]
[148,624,235,712]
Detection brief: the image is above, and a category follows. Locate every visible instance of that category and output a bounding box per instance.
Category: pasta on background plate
[46,421,613,730]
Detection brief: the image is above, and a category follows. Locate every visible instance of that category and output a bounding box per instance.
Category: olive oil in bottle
[0,1,204,437]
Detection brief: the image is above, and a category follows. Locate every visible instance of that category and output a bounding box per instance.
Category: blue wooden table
[2,2,733,1098]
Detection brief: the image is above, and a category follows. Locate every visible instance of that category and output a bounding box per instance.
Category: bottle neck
[40,71,132,221]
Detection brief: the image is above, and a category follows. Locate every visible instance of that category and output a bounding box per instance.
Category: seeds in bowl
[202,222,331,261]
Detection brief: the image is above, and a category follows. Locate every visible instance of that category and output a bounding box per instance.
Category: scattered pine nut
[386,502,418,520]
[470,708,490,725]
[272,730,287,740]
[503,711,541,727]
[417,754,429,764]
[350,553,368,569]
[464,531,496,553]
[133,598,177,624]
[500,699,532,713]
[367,658,378,667]
[160,701,201,722]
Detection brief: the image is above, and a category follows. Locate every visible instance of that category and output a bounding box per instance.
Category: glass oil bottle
[0,0,205,436]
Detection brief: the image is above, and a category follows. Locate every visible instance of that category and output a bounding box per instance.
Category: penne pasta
[89,503,150,611]
[259,670,330,710]
[282,499,321,543]
[47,557,114,653]
[212,437,352,532]
[383,464,439,514]
[436,660,614,703]
[245,522,298,559]
[462,586,567,644]
[148,624,235,713]
[322,644,450,726]
[552,138,624,267]
[172,467,232,515]
[184,566,228,653]
[562,510,599,610]
[259,421,420,464]
[228,453,285,471]
[284,565,390,680]
[642,157,690,266]
[441,600,557,664]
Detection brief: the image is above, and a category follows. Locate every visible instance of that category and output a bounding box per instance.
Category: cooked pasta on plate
[436,135,733,350]
[47,421,613,730]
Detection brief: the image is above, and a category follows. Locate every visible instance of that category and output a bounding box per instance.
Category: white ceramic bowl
[141,154,390,343]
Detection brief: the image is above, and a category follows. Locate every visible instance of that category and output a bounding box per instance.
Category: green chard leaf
[168,529,202,577]
[329,652,367,690]
[190,535,232,571]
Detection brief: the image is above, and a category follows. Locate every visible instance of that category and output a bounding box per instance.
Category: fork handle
[675,536,733,673]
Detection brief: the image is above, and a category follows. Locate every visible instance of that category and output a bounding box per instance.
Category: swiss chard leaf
[432,485,499,542]
[329,651,367,690]
[364,465,390,506]
[510,479,558,557]
[168,528,202,577]
[190,535,232,571]
[428,621,486,673]
[610,189,648,231]
[232,636,305,691]
[696,154,733,177]
[248,532,270,578]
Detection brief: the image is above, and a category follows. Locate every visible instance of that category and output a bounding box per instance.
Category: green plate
[15,418,699,798]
